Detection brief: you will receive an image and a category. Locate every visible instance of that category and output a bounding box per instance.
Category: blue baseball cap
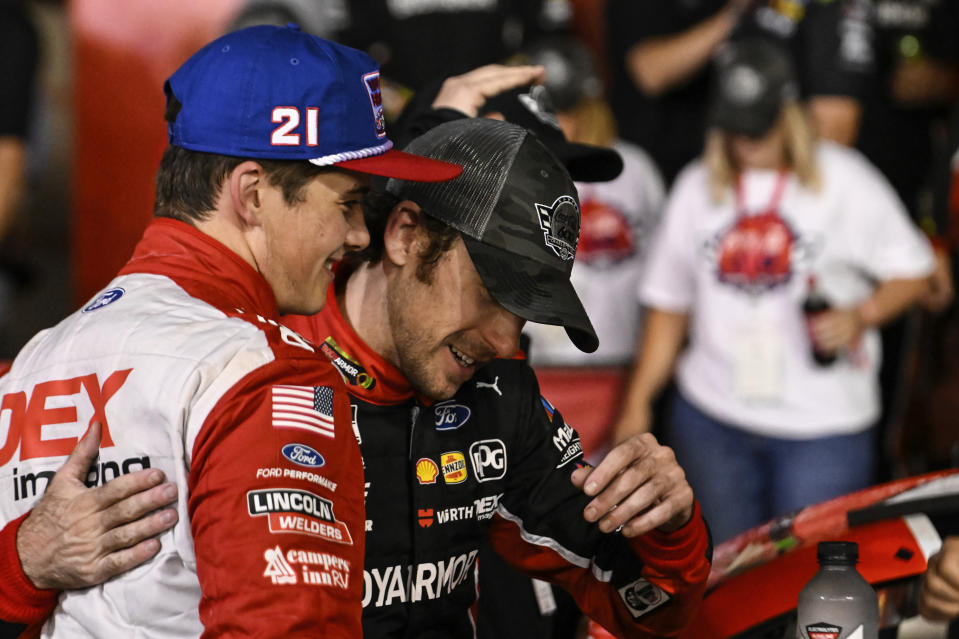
[164,24,462,181]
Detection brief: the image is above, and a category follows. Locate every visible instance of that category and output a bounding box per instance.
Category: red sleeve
[0,512,59,628]
[488,501,711,638]
[188,360,365,637]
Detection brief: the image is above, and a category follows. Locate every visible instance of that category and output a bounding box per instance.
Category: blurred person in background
[613,38,934,544]
[521,36,665,387]
[855,0,959,480]
[605,0,875,185]
[0,1,38,241]
[0,1,40,348]
[229,0,573,120]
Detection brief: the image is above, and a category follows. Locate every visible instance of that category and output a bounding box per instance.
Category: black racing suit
[285,283,713,638]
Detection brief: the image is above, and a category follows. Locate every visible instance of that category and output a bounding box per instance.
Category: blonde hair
[704,101,820,204]
[559,96,618,148]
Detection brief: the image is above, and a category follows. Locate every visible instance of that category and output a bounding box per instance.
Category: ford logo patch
[83,287,125,313]
[434,403,471,431]
[281,443,325,468]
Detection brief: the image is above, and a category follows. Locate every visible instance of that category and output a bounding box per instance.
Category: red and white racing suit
[0,219,364,637]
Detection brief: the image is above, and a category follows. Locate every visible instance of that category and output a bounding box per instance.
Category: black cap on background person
[708,38,799,138]
[478,85,623,183]
[393,68,623,183]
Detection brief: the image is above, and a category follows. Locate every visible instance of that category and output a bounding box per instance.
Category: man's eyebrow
[339,186,369,200]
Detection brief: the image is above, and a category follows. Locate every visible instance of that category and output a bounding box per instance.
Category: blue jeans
[666,392,875,544]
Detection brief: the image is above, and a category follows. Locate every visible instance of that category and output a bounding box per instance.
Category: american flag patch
[272,385,336,439]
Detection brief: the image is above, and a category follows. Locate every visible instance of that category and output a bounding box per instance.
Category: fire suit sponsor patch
[263,546,297,584]
[255,467,337,492]
[263,545,351,589]
[320,338,376,390]
[805,623,842,639]
[434,494,501,525]
[362,549,479,608]
[434,401,470,430]
[247,488,353,545]
[14,455,152,503]
[469,439,506,482]
[416,457,439,484]
[617,578,671,620]
[418,508,434,528]
[281,443,325,468]
[83,287,125,312]
[271,385,336,439]
[440,451,468,484]
[552,423,582,468]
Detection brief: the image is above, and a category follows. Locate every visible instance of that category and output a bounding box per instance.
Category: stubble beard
[386,280,458,401]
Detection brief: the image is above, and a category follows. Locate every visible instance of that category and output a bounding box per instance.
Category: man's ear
[383,200,425,267]
[228,161,267,227]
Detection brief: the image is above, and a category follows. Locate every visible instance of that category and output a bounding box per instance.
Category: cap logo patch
[725,65,765,105]
[535,195,579,261]
[362,71,387,138]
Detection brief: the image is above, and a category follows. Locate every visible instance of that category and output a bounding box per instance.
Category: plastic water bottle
[796,541,878,639]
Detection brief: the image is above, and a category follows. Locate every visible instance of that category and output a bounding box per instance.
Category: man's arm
[624,0,750,97]
[2,422,178,625]
[488,370,711,638]
[611,308,689,444]
[187,361,365,637]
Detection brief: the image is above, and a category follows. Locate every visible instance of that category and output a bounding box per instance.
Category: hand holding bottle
[807,307,865,356]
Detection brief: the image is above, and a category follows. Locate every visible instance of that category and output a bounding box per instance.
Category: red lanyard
[735,169,790,218]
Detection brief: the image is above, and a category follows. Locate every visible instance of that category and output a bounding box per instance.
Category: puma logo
[476,376,502,397]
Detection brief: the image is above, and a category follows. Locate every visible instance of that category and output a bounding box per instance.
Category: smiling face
[385,236,526,400]
[256,168,370,315]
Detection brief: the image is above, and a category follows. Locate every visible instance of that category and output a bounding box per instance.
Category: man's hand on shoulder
[16,422,179,590]
[571,433,694,537]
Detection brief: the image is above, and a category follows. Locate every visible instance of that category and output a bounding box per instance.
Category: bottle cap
[817,541,858,565]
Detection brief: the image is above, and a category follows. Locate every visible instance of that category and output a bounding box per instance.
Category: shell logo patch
[440,451,468,484]
[416,458,439,485]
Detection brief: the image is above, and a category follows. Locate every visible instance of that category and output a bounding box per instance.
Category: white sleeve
[639,165,702,311]
[842,152,935,280]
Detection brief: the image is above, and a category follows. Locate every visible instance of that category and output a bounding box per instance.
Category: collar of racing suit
[306,281,419,406]
[118,218,281,320]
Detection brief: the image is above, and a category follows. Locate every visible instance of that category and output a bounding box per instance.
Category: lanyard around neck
[735,169,790,218]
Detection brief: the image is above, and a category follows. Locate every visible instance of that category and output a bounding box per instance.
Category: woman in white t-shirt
[612,39,935,543]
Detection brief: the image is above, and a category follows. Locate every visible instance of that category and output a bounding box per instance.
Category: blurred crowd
[223,0,959,531]
[3,0,959,635]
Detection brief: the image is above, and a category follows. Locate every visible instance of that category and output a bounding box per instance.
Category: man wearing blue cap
[0,24,459,637]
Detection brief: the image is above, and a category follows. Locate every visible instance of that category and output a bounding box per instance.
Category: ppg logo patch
[83,288,125,313]
[469,439,506,482]
[617,578,670,620]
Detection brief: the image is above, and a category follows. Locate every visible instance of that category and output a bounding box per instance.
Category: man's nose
[345,214,370,252]
[483,307,525,359]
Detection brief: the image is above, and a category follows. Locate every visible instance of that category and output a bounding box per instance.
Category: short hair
[153,145,331,222]
[353,189,460,283]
